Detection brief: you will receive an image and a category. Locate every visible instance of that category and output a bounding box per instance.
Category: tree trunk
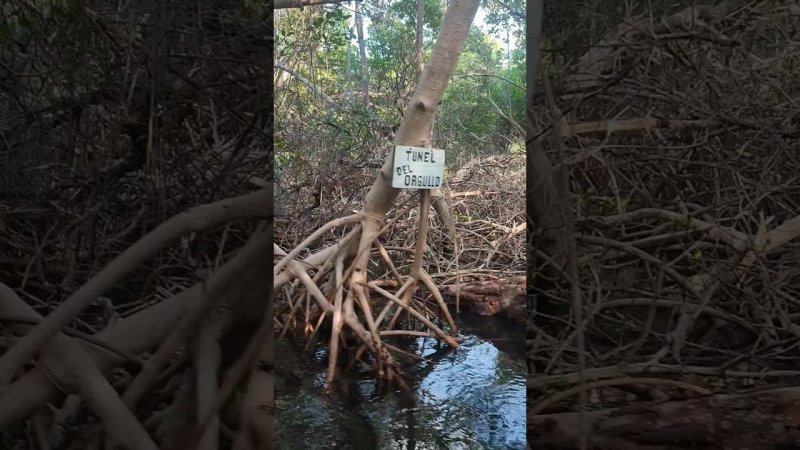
[526,0,565,298]
[346,25,353,103]
[355,0,370,107]
[431,188,456,257]
[358,0,478,219]
[415,0,425,76]
[273,0,481,386]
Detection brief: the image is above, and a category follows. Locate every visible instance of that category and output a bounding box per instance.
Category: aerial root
[274,203,460,387]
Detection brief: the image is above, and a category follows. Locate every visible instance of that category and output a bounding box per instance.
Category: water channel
[274,312,526,449]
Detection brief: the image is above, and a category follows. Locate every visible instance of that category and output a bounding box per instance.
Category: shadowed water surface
[275,312,526,449]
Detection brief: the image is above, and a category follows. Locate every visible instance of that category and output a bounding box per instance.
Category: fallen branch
[562,117,720,137]
[530,386,800,449]
[599,208,748,251]
[529,376,712,416]
[528,364,800,390]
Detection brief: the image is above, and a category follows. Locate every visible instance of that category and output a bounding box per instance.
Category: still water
[275,312,526,449]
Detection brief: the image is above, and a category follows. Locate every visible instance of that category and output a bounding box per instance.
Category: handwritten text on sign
[391,146,446,189]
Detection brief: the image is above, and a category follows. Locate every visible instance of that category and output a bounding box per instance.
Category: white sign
[391,145,445,189]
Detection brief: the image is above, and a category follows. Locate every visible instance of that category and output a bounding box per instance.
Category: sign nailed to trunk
[391,145,446,189]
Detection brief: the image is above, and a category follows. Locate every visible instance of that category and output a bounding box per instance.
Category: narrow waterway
[275,312,526,449]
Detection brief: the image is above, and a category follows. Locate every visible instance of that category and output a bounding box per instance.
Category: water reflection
[275,312,526,450]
